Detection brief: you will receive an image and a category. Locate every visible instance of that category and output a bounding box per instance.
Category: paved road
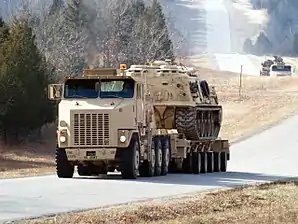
[1,114,298,223]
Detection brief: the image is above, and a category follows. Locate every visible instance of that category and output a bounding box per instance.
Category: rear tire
[56,148,74,178]
[139,139,155,177]
[121,136,140,179]
[161,137,170,176]
[154,138,162,176]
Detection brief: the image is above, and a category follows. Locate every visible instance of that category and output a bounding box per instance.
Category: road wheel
[154,138,162,176]
[139,140,155,177]
[56,148,74,178]
[161,137,170,176]
[191,152,201,174]
[199,152,207,173]
[121,137,140,179]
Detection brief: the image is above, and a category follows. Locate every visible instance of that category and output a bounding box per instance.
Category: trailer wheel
[220,152,228,172]
[199,152,207,173]
[56,148,74,178]
[191,152,201,174]
[139,139,155,177]
[182,152,191,173]
[161,137,170,176]
[206,152,214,173]
[154,138,162,176]
[121,136,140,179]
[213,152,220,172]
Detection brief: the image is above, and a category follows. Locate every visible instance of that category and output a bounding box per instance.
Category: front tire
[56,148,74,178]
[121,136,140,179]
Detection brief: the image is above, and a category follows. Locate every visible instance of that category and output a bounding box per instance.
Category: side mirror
[48,84,63,100]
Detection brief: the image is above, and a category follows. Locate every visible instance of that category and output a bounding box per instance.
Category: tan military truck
[48,61,230,179]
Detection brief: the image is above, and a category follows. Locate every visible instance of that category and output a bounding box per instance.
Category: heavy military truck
[48,61,230,179]
[260,56,292,76]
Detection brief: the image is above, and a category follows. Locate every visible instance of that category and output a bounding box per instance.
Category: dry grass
[2,66,298,178]
[0,125,56,179]
[25,180,298,224]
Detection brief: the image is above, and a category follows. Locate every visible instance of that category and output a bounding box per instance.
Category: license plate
[86,151,96,157]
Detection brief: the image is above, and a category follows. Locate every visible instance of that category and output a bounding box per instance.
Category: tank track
[175,105,222,141]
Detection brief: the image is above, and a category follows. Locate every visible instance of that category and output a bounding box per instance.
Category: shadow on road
[74,171,289,188]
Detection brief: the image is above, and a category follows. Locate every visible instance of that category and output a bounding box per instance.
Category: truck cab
[48,65,148,179]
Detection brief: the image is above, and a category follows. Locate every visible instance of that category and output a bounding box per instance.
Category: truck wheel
[161,137,170,176]
[121,137,140,179]
[207,152,214,173]
[199,152,207,173]
[56,148,74,178]
[220,152,228,172]
[191,152,201,174]
[139,140,155,177]
[154,138,162,176]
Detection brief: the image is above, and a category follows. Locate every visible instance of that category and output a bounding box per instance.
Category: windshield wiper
[101,95,124,99]
[67,95,91,99]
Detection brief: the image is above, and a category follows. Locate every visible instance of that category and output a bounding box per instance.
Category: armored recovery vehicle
[48,61,230,179]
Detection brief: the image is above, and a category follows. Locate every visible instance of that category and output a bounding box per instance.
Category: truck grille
[73,113,110,146]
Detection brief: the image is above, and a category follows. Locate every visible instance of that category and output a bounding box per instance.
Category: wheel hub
[135,150,140,170]
[151,149,155,168]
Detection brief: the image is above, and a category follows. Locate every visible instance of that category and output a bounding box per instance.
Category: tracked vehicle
[48,61,230,179]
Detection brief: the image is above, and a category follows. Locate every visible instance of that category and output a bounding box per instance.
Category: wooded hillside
[0,0,175,144]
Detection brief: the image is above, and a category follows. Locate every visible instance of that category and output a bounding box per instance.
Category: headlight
[59,135,66,143]
[119,135,126,143]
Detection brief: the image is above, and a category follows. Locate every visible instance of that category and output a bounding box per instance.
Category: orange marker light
[120,64,127,69]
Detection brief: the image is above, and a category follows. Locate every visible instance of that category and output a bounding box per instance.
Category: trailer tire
[121,136,140,179]
[213,152,220,172]
[220,152,228,172]
[207,152,214,173]
[161,137,170,176]
[199,152,207,173]
[191,152,201,174]
[56,148,74,178]
[182,152,191,173]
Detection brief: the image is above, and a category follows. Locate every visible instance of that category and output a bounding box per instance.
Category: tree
[0,19,55,143]
[0,17,9,46]
[49,0,64,16]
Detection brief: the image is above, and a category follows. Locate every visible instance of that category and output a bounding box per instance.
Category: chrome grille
[73,113,110,146]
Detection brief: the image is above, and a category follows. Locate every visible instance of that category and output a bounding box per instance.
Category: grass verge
[25,180,298,224]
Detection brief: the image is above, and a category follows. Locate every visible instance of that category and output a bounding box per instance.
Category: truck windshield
[64,79,98,98]
[271,65,291,72]
[100,79,135,98]
[63,78,135,99]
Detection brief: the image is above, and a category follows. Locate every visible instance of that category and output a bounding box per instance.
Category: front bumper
[65,148,117,161]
